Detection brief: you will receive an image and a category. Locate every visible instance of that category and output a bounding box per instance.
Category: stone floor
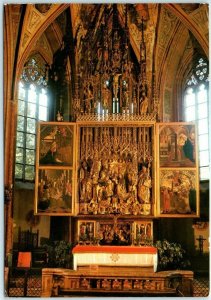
[193,277,209,297]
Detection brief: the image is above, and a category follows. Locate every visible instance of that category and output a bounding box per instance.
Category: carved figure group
[79,155,152,216]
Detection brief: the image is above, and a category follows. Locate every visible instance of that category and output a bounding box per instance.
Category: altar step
[58,288,178,297]
[53,275,178,297]
[42,267,194,297]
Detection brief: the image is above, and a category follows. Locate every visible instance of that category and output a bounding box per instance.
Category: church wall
[160,25,189,122]
[193,223,209,253]
[13,188,50,246]
[158,219,195,254]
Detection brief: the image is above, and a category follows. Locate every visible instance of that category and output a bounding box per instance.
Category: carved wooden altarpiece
[34,121,199,244]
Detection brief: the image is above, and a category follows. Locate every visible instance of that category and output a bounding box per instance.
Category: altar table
[72,245,158,272]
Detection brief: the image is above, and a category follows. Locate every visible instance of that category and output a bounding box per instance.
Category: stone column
[4,100,17,257]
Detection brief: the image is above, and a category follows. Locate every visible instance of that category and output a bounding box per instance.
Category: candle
[116,99,119,113]
[98,102,101,114]
[113,99,115,113]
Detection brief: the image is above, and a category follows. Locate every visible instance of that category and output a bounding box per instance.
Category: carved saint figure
[113,73,121,99]
[140,92,149,114]
[85,177,93,201]
[56,111,63,122]
[102,82,110,109]
[84,84,93,113]
[137,165,151,203]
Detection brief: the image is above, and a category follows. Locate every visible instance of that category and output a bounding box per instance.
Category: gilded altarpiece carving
[76,122,156,218]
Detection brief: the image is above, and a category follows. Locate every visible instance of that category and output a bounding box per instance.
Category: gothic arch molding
[157,22,189,121]
[14,4,70,99]
[165,4,208,57]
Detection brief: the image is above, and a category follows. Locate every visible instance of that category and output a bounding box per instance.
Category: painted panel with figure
[158,169,199,217]
[35,168,73,215]
[78,221,96,244]
[158,123,196,167]
[134,221,153,245]
[38,122,75,166]
[35,122,76,216]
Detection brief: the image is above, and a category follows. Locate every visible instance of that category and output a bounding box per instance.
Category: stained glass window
[15,56,49,181]
[184,58,209,180]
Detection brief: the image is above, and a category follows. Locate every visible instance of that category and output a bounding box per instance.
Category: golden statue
[140,92,149,114]
[113,73,121,99]
[137,165,151,203]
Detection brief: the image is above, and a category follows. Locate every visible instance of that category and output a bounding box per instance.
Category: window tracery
[15,55,49,181]
[187,58,208,86]
[184,57,209,180]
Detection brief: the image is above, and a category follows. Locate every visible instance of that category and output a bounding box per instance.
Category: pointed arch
[14,4,70,99]
[165,4,208,57]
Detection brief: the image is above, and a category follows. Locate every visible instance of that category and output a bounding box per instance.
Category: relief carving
[112,279,121,289]
[78,126,153,216]
[102,279,111,289]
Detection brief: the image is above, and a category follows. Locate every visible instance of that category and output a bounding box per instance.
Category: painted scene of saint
[39,123,74,166]
[37,169,73,214]
[78,221,95,243]
[159,124,196,167]
[160,169,198,216]
[135,222,153,243]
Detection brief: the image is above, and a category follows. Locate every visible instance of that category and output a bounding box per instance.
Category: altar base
[42,267,193,297]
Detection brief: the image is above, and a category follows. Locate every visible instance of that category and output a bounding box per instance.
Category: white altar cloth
[72,245,158,272]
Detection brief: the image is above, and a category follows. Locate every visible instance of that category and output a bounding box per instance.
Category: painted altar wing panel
[34,122,77,216]
[38,122,74,166]
[156,122,199,218]
[158,122,196,168]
